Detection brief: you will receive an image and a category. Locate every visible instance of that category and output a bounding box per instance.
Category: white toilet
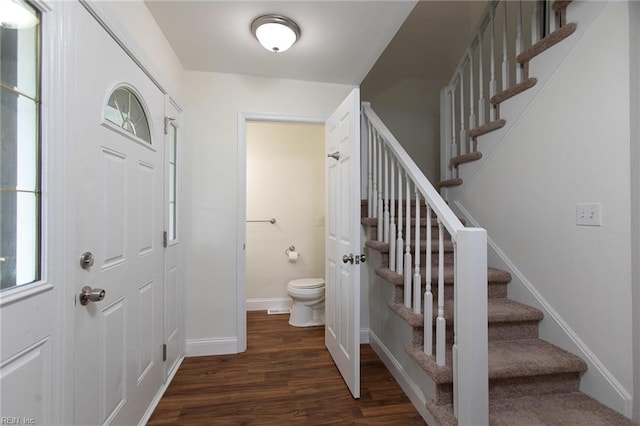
[287,278,325,327]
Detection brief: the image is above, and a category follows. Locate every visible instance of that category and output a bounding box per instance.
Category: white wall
[630,1,640,421]
[97,0,184,102]
[456,2,633,414]
[362,79,447,184]
[184,71,354,350]
[246,122,325,302]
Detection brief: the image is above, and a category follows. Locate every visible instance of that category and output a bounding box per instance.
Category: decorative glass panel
[168,124,177,241]
[0,1,41,291]
[104,87,151,143]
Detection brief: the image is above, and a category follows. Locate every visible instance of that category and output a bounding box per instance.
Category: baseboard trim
[138,355,185,426]
[186,337,239,356]
[246,297,291,312]
[368,330,436,425]
[453,200,633,418]
[360,328,370,344]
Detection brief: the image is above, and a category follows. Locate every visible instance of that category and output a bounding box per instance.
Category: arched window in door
[104,86,151,143]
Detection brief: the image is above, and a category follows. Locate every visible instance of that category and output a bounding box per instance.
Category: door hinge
[162,344,167,362]
[163,231,168,248]
[164,116,176,135]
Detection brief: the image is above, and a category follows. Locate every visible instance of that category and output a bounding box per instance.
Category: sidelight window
[0,0,41,291]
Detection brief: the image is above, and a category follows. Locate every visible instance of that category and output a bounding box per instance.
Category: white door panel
[325,88,361,399]
[69,4,164,424]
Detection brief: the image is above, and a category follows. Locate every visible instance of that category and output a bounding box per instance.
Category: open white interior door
[325,88,361,399]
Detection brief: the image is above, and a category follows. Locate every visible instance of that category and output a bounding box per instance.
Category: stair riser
[382,274,508,300]
[366,225,452,242]
[434,372,582,405]
[410,321,539,347]
[380,252,454,268]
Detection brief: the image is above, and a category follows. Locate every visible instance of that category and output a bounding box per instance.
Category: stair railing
[363,103,489,425]
[441,0,571,182]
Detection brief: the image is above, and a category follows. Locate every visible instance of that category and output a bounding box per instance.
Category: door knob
[327,151,340,161]
[342,254,354,264]
[79,286,106,305]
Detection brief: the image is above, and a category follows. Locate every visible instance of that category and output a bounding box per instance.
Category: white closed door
[69,4,165,425]
[325,89,361,399]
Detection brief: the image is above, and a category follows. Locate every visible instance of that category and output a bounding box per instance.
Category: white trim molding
[368,331,435,425]
[246,297,292,312]
[186,337,239,357]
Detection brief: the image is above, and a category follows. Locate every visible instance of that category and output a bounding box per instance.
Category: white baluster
[436,220,446,366]
[549,0,558,33]
[468,50,476,141]
[377,132,383,241]
[424,204,433,356]
[478,31,485,127]
[389,158,396,272]
[413,189,421,314]
[459,72,465,155]
[489,6,497,121]
[367,120,373,217]
[404,175,412,309]
[383,144,390,244]
[396,168,404,274]
[516,0,524,84]
[502,1,509,91]
[531,1,539,45]
[372,123,378,219]
[450,87,457,178]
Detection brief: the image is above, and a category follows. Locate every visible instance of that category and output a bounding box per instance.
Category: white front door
[325,89,361,399]
[69,4,165,424]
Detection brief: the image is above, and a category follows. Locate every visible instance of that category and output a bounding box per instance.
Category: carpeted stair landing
[361,212,634,425]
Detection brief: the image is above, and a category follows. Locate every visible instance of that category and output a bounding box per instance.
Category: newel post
[454,228,488,425]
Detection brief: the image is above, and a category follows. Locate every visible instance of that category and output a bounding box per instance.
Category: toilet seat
[288,278,324,289]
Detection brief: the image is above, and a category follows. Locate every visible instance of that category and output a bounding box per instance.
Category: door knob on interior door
[342,254,354,264]
[327,151,340,161]
[79,286,106,305]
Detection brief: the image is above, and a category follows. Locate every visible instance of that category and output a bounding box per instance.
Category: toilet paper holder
[285,245,296,256]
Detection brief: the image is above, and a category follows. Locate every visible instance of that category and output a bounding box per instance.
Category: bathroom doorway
[244,120,326,326]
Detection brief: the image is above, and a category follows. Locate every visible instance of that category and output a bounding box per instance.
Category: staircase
[360,2,636,423]
[362,209,633,424]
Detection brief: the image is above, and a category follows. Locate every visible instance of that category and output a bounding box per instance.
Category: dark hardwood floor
[147,311,426,425]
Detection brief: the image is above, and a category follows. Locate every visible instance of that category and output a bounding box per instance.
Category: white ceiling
[144,0,417,85]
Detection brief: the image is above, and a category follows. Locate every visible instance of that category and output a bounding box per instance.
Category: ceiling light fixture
[251,14,300,53]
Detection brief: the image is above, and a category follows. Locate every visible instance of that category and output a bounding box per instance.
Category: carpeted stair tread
[365,239,454,254]
[517,23,577,65]
[427,392,632,426]
[361,217,456,227]
[437,178,463,188]
[491,78,537,105]
[375,265,511,287]
[488,339,587,380]
[552,0,573,12]
[468,119,506,139]
[389,298,543,328]
[450,151,482,167]
[425,401,457,426]
[406,338,586,385]
[489,392,634,425]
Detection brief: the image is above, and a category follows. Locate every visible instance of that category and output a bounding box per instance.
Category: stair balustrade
[441,0,572,183]
[362,103,489,424]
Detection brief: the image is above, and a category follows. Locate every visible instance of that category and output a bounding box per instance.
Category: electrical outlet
[576,203,601,226]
